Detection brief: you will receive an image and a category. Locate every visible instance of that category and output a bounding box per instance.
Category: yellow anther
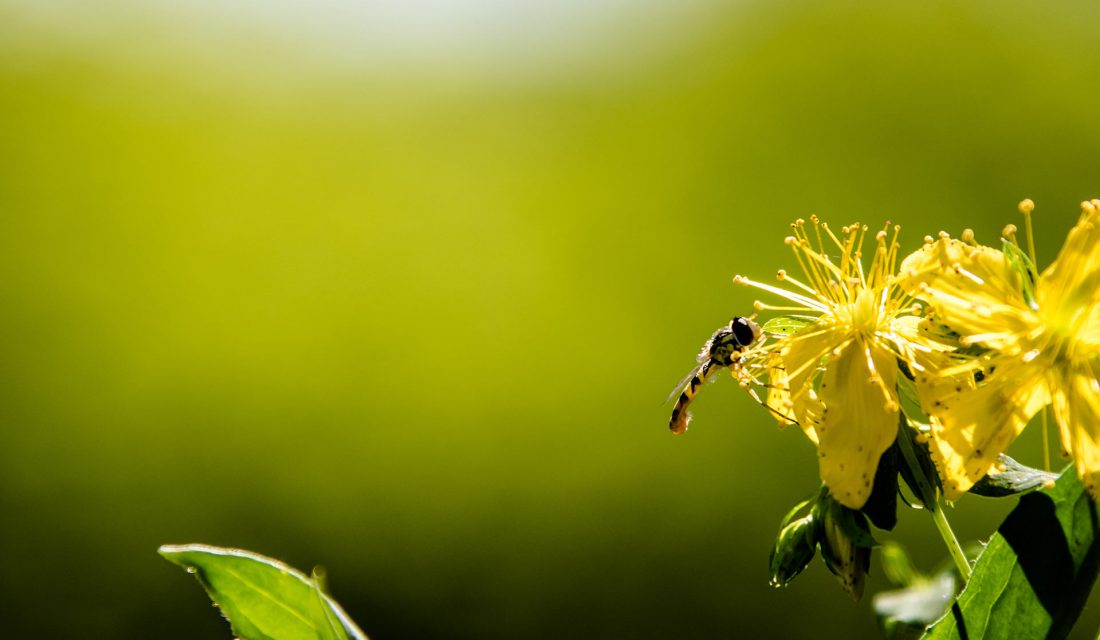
[1018,198,1035,215]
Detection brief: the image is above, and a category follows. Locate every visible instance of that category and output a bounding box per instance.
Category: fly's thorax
[708,328,741,367]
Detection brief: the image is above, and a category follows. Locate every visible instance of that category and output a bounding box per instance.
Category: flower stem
[896,419,972,582]
[929,498,972,582]
[1041,407,1051,472]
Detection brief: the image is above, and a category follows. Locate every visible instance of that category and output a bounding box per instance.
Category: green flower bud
[768,513,817,588]
[819,496,873,601]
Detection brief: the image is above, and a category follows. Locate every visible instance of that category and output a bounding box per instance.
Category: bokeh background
[2,0,1099,638]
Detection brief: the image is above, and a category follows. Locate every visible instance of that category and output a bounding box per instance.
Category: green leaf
[969,454,1058,498]
[921,468,1100,640]
[159,544,368,640]
[762,315,817,337]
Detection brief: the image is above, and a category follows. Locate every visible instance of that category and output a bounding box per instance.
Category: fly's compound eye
[730,317,760,347]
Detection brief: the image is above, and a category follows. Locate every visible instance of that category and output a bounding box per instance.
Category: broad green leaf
[922,468,1100,640]
[159,544,368,640]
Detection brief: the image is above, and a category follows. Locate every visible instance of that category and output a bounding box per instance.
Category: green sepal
[861,441,900,531]
[817,494,877,549]
[777,492,818,529]
[897,418,940,510]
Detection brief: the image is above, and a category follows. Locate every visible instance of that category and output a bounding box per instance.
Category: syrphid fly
[669,316,763,434]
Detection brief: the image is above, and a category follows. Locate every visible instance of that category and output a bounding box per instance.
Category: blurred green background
[2,0,1099,637]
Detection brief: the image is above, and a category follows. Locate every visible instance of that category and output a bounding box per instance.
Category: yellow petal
[889,315,960,377]
[793,390,825,447]
[1076,302,1100,350]
[765,363,807,435]
[1037,203,1100,342]
[1051,370,1100,500]
[1038,202,1100,312]
[898,238,1035,353]
[815,340,899,509]
[773,321,843,445]
[919,358,1049,500]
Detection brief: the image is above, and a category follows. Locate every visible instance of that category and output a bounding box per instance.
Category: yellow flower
[736,218,934,509]
[898,200,1100,500]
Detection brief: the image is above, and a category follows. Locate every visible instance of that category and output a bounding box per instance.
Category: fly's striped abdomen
[669,361,717,434]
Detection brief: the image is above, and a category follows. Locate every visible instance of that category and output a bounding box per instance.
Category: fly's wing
[666,362,706,405]
[666,325,729,404]
[668,360,724,434]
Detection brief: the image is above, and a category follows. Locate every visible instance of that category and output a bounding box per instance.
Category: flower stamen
[1019,198,1038,266]
[735,275,830,313]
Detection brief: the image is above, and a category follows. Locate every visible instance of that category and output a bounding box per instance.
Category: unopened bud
[819,495,873,601]
[768,514,818,588]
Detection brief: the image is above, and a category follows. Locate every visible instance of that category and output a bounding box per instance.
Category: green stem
[1041,407,1051,472]
[929,498,972,582]
[896,420,973,582]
